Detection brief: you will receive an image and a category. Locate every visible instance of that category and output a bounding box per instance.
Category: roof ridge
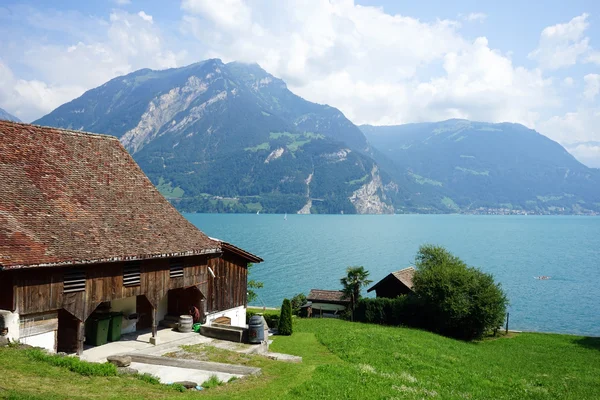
[0,120,119,141]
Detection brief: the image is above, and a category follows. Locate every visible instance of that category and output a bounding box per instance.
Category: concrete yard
[81,327,212,363]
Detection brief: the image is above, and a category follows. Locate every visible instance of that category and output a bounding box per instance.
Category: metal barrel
[178,315,193,333]
[248,315,264,344]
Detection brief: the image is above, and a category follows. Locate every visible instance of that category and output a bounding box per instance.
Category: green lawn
[1,319,599,399]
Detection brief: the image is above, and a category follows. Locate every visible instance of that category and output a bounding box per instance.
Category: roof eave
[0,247,222,271]
[216,240,263,264]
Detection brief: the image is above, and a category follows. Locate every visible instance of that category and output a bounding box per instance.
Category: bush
[354,296,423,327]
[277,299,293,335]
[413,244,508,340]
[202,375,223,389]
[290,293,307,316]
[25,348,117,376]
[246,310,280,329]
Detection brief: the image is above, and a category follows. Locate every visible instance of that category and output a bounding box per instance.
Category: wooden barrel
[178,315,193,333]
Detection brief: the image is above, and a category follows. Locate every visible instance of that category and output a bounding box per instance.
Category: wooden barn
[367,267,415,298]
[0,121,262,354]
[306,289,350,318]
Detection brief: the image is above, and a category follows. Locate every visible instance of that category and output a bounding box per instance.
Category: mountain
[0,108,21,122]
[361,120,600,214]
[34,59,393,214]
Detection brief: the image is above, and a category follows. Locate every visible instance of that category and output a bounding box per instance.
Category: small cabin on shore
[0,121,262,354]
[367,267,416,298]
[306,289,350,318]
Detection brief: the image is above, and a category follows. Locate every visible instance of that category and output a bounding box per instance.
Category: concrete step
[124,353,261,376]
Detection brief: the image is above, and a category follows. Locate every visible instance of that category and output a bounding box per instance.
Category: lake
[185,213,600,336]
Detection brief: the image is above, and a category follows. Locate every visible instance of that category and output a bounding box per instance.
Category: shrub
[290,293,307,316]
[170,383,187,392]
[413,244,508,340]
[202,375,223,389]
[277,299,293,335]
[25,348,117,376]
[246,310,280,329]
[135,372,160,385]
[354,296,423,327]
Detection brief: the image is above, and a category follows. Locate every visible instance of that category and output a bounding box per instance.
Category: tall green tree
[340,266,372,314]
[246,263,264,304]
[278,298,293,335]
[413,244,508,340]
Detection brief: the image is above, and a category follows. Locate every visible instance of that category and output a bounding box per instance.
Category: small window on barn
[64,268,86,293]
[123,261,141,287]
[169,258,184,279]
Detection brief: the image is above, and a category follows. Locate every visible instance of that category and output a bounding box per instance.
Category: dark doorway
[136,295,153,330]
[168,286,205,322]
[57,309,80,353]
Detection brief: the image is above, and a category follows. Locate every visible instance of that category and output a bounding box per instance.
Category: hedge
[353,296,424,327]
[246,310,280,328]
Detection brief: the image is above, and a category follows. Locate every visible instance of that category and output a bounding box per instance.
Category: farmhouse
[367,267,415,298]
[0,121,262,355]
[306,289,350,317]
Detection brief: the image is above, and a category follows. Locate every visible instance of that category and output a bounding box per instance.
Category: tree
[340,266,372,315]
[246,263,264,304]
[290,293,307,316]
[412,244,508,340]
[278,298,293,335]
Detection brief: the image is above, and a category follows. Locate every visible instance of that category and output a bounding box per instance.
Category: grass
[1,319,599,399]
[441,196,459,211]
[244,142,270,152]
[455,166,490,176]
[156,177,184,198]
[409,172,443,187]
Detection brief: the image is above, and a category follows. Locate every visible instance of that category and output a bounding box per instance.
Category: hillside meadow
[1,318,599,399]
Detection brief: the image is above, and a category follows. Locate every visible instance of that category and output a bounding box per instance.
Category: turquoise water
[185,214,600,336]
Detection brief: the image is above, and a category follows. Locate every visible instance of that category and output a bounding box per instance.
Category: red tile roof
[307,289,350,304]
[0,121,229,269]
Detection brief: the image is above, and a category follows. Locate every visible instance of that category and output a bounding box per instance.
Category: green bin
[85,313,111,346]
[108,312,123,342]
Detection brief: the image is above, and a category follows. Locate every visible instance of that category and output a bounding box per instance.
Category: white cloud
[587,51,600,65]
[464,12,487,22]
[529,13,594,70]
[138,11,153,23]
[583,74,600,100]
[113,0,131,5]
[564,142,600,168]
[563,76,575,87]
[539,108,600,146]
[0,9,182,121]
[180,1,554,127]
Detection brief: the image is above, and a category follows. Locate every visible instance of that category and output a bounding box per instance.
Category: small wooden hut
[306,289,350,318]
[367,267,415,298]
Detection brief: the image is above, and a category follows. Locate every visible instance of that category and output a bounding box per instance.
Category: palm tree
[340,266,372,319]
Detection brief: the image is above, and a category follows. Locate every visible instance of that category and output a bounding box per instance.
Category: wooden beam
[19,318,58,338]
[151,307,157,338]
[76,320,85,356]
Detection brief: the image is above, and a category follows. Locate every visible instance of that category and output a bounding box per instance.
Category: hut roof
[307,289,350,304]
[0,121,260,269]
[367,267,416,293]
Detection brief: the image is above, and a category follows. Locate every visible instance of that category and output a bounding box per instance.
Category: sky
[0,0,599,167]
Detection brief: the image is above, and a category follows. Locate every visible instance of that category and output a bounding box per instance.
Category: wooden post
[151,307,157,338]
[505,312,510,334]
[76,320,85,356]
[320,307,323,318]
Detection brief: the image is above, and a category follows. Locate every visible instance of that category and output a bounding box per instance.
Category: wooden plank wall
[207,253,248,313]
[11,254,218,322]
